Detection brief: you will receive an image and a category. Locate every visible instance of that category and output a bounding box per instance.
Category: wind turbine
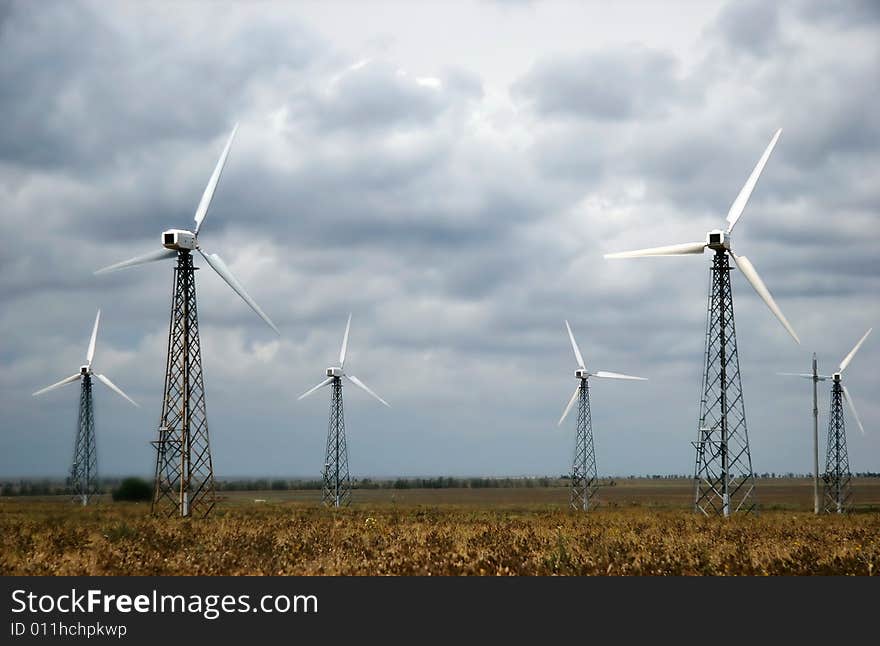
[95,124,278,518]
[557,321,645,511]
[779,328,871,513]
[605,129,799,517]
[32,309,139,505]
[298,314,390,507]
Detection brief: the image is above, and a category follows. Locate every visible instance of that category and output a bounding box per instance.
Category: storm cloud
[1,0,878,482]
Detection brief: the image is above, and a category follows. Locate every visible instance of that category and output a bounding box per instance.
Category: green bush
[112,477,153,502]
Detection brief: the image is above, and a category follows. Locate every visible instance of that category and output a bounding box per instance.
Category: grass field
[2,479,879,575]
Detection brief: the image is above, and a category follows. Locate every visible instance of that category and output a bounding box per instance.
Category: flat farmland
[217,477,880,511]
[2,478,879,576]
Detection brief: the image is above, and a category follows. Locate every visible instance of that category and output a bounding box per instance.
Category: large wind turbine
[298,314,390,507]
[95,124,278,518]
[779,328,871,513]
[557,321,646,511]
[33,309,139,505]
[605,129,799,517]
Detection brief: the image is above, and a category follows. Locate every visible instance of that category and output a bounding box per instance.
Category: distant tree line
[215,476,567,490]
[3,472,879,496]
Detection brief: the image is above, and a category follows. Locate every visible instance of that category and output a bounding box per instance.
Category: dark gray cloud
[514,46,692,121]
[799,0,880,27]
[713,0,784,56]
[0,1,317,170]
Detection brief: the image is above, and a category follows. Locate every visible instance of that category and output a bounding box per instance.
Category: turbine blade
[592,371,647,381]
[564,320,585,369]
[839,327,872,373]
[198,250,280,335]
[298,377,333,401]
[558,384,581,426]
[86,309,101,366]
[842,384,866,435]
[731,253,800,344]
[726,128,782,234]
[94,248,177,274]
[345,374,390,407]
[339,313,352,367]
[194,123,238,235]
[95,373,139,407]
[32,373,80,397]
[777,372,825,381]
[604,242,707,259]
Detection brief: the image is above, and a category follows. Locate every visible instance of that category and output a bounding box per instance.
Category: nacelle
[80,365,89,375]
[326,367,343,377]
[575,369,589,379]
[832,372,842,381]
[162,229,196,251]
[706,229,728,249]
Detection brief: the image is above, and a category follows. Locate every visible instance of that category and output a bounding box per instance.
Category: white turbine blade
[777,372,827,381]
[298,377,333,401]
[604,242,707,259]
[339,313,352,367]
[198,250,280,335]
[564,320,585,369]
[345,375,391,408]
[86,309,101,366]
[95,373,139,407]
[592,371,647,381]
[842,384,866,435]
[726,128,782,234]
[94,248,177,274]
[32,373,80,397]
[731,253,800,344]
[558,384,581,426]
[839,327,872,373]
[194,123,238,235]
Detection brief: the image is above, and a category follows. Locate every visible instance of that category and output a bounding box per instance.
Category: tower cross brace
[70,374,98,505]
[151,251,216,518]
[322,377,351,507]
[822,377,851,514]
[693,249,756,517]
[570,378,598,511]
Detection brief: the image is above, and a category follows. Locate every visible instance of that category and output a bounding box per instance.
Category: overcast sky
[1,0,878,480]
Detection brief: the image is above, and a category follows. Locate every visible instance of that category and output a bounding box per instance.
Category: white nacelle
[326,367,343,377]
[575,368,589,379]
[162,229,196,251]
[706,229,728,250]
[80,365,90,375]
[832,372,842,381]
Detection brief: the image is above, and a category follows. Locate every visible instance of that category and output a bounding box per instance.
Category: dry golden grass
[1,497,878,575]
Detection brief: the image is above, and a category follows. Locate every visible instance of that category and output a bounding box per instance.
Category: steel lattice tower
[33,309,138,505]
[822,377,851,514]
[70,375,99,505]
[300,314,389,506]
[322,378,351,507]
[570,379,598,511]
[693,250,756,516]
[151,252,216,518]
[557,320,644,511]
